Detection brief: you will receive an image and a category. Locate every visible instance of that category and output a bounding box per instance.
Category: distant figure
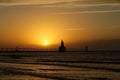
[85,45,88,52]
[59,40,66,52]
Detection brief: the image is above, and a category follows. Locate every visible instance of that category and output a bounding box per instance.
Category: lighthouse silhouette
[59,40,66,52]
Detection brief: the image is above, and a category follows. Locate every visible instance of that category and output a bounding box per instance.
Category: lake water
[0,52,120,80]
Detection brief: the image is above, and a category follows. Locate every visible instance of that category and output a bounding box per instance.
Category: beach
[0,52,119,80]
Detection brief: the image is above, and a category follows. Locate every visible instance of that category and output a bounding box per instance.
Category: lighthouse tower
[59,40,66,52]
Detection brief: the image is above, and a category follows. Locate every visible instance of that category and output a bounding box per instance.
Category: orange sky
[0,0,120,50]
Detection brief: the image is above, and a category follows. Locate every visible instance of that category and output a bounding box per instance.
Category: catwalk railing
[0,48,88,52]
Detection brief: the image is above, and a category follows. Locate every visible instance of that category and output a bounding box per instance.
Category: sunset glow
[43,41,49,46]
[0,0,120,50]
[0,1,120,80]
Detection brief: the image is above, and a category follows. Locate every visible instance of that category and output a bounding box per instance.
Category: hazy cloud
[0,0,120,5]
[65,27,86,31]
[54,4,120,14]
[0,0,120,14]
[71,0,120,5]
[0,0,76,4]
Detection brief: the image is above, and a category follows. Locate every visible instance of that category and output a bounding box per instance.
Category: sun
[43,41,49,46]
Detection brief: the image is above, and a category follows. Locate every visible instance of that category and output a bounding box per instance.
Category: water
[0,52,120,80]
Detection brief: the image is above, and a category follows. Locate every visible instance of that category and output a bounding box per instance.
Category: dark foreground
[0,52,120,80]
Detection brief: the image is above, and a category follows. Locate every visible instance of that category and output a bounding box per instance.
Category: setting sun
[43,41,49,46]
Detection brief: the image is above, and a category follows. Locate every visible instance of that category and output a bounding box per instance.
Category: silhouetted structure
[59,40,66,52]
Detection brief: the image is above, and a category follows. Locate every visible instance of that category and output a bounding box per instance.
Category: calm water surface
[0,52,120,80]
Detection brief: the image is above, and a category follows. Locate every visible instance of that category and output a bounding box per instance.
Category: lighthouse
[59,40,66,52]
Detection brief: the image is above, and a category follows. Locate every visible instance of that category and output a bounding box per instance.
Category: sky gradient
[0,0,120,50]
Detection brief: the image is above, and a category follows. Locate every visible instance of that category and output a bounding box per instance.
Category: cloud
[0,0,120,14]
[57,10,120,14]
[0,0,76,5]
[37,0,120,14]
[0,0,12,3]
[0,0,120,5]
[65,27,86,31]
[71,0,120,5]
[41,0,120,7]
[0,0,24,3]
[54,3,120,14]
